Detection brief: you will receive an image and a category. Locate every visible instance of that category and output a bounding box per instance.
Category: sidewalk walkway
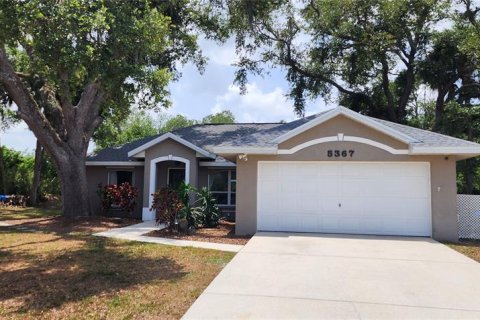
[94,221,243,252]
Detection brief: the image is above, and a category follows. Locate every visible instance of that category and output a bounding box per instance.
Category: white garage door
[257,162,431,236]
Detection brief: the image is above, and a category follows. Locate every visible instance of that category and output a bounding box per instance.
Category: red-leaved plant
[151,187,184,230]
[97,182,139,213]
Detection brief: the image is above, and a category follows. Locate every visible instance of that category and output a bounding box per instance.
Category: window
[108,170,134,185]
[208,170,236,206]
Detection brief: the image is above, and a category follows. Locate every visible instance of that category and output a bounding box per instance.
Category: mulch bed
[146,220,252,245]
[1,216,139,234]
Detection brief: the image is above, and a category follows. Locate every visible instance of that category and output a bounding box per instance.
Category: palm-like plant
[194,187,221,227]
[177,182,197,229]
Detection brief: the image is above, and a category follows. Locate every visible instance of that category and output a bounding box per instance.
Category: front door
[168,168,186,190]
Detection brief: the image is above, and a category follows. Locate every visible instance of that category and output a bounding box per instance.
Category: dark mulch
[146,220,252,245]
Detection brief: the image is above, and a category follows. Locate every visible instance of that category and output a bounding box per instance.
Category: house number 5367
[327,150,355,158]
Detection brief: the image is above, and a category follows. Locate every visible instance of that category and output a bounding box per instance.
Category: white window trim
[208,170,236,206]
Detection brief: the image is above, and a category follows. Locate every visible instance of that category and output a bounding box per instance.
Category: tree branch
[0,46,65,156]
[380,53,397,121]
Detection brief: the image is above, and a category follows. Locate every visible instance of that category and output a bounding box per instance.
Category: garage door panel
[296,180,320,196]
[317,179,340,196]
[340,180,369,196]
[257,162,431,237]
[296,163,320,177]
[341,163,380,178]
[259,179,279,196]
[339,197,366,212]
[315,163,339,176]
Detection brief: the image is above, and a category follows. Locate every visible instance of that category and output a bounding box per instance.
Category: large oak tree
[222,0,449,122]
[0,0,216,217]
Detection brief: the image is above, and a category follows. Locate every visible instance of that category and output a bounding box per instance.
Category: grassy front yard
[0,208,234,319]
[446,241,480,263]
[0,206,61,221]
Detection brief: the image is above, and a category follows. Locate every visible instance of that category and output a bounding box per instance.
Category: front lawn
[0,208,234,319]
[0,206,61,221]
[446,241,480,263]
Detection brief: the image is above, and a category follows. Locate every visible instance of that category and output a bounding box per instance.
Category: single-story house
[86,106,480,241]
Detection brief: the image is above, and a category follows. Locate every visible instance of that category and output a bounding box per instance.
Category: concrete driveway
[183,232,480,319]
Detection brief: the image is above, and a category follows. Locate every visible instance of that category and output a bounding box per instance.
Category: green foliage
[2,147,33,195]
[1,146,59,196]
[0,0,213,111]
[223,0,449,120]
[407,102,436,130]
[94,110,237,149]
[93,109,159,150]
[177,181,197,229]
[150,184,221,232]
[194,187,221,228]
[151,187,184,230]
[201,110,235,124]
[455,0,480,63]
[159,115,198,133]
[97,182,139,213]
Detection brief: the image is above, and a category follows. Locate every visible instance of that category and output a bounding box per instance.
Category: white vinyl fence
[457,194,480,240]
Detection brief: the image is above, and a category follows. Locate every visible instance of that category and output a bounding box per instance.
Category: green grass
[0,215,234,319]
[446,241,480,263]
[0,206,61,221]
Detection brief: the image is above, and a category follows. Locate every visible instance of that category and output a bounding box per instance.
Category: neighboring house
[86,106,480,241]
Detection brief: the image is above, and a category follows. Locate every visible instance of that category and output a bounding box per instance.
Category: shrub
[97,182,139,213]
[177,182,197,229]
[194,187,221,227]
[151,187,184,230]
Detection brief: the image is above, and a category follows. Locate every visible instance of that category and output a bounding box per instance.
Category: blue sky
[1,38,330,153]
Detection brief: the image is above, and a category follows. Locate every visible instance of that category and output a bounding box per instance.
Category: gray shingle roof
[370,118,480,148]
[87,108,480,162]
[88,134,161,162]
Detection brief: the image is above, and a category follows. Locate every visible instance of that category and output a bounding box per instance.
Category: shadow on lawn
[0,207,61,221]
[0,233,187,313]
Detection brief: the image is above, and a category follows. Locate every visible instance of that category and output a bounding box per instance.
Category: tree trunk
[29,139,44,206]
[397,65,415,123]
[380,55,397,122]
[433,87,447,132]
[0,141,6,194]
[57,153,91,217]
[0,47,104,217]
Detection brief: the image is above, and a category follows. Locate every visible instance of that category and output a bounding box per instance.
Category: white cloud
[201,38,238,67]
[212,83,299,123]
[212,83,331,123]
[1,122,36,153]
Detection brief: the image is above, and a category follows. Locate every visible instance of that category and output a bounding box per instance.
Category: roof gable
[272,107,418,145]
[127,132,215,159]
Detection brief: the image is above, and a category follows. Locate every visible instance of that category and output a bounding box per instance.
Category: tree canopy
[0,0,221,216]
[222,0,450,122]
[201,110,235,124]
[93,110,236,150]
